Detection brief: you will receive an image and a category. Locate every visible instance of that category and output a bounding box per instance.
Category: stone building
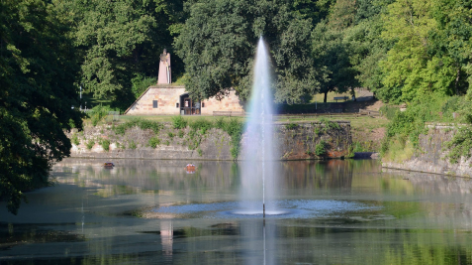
[125,50,245,115]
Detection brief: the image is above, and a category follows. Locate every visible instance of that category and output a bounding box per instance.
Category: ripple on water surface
[151,200,381,219]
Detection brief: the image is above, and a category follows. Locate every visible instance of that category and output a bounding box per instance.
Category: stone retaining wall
[67,121,352,161]
[382,124,472,177]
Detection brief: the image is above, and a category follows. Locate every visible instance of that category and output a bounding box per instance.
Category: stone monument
[158,49,171,84]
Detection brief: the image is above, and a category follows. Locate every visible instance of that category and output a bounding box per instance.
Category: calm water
[1,159,472,264]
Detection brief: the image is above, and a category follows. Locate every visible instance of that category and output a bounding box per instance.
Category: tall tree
[379,0,457,103]
[174,0,326,104]
[72,0,185,109]
[0,0,82,214]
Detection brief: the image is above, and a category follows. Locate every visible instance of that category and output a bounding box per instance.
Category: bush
[86,139,95,150]
[221,119,244,159]
[88,105,111,126]
[129,140,137,149]
[380,105,400,120]
[319,118,340,130]
[190,119,213,134]
[100,139,111,151]
[178,130,184,138]
[172,116,188,129]
[114,118,162,135]
[197,148,203,156]
[168,132,175,138]
[214,117,225,129]
[71,134,80,146]
[315,140,327,156]
[285,123,298,130]
[148,137,161,148]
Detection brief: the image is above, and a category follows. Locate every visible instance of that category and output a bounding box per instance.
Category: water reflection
[1,159,472,264]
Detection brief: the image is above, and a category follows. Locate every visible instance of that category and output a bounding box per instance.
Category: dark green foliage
[315,140,327,156]
[131,74,156,98]
[178,130,185,138]
[172,116,188,129]
[114,119,163,135]
[100,139,111,151]
[197,148,203,156]
[168,132,175,138]
[285,123,299,130]
[73,0,185,109]
[312,21,358,102]
[149,137,161,148]
[0,0,83,214]
[174,0,324,103]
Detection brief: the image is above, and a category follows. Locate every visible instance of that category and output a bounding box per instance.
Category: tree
[174,0,325,104]
[379,0,457,103]
[0,0,82,214]
[312,21,358,102]
[72,0,186,109]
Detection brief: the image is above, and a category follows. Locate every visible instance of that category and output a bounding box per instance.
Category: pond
[1,159,472,264]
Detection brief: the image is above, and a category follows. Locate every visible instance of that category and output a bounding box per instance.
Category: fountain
[238,37,280,216]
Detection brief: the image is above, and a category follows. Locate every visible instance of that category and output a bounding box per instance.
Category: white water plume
[239,37,280,214]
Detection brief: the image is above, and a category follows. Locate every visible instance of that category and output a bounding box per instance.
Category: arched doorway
[179,94,201,115]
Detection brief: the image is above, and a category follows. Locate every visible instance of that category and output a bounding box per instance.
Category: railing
[213,111,245,117]
[181,107,201,115]
[358,109,380,116]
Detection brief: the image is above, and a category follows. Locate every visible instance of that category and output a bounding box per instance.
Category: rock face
[67,121,352,161]
[382,124,472,177]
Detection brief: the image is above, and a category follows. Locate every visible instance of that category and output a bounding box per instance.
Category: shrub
[222,119,244,159]
[380,105,400,120]
[129,140,137,149]
[68,119,76,129]
[190,119,213,134]
[148,137,161,148]
[178,130,184,138]
[114,118,162,135]
[71,134,80,146]
[319,118,340,130]
[86,139,95,150]
[168,132,175,138]
[214,117,226,129]
[197,148,203,156]
[172,115,188,129]
[315,140,327,156]
[285,123,298,130]
[100,139,111,151]
[88,105,111,126]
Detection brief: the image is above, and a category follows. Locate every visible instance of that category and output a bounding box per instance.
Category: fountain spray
[239,36,277,216]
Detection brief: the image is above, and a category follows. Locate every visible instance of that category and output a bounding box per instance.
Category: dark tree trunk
[350,87,357,102]
[324,91,328,103]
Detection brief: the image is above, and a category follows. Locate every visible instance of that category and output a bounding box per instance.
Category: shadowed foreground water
[1,159,472,264]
